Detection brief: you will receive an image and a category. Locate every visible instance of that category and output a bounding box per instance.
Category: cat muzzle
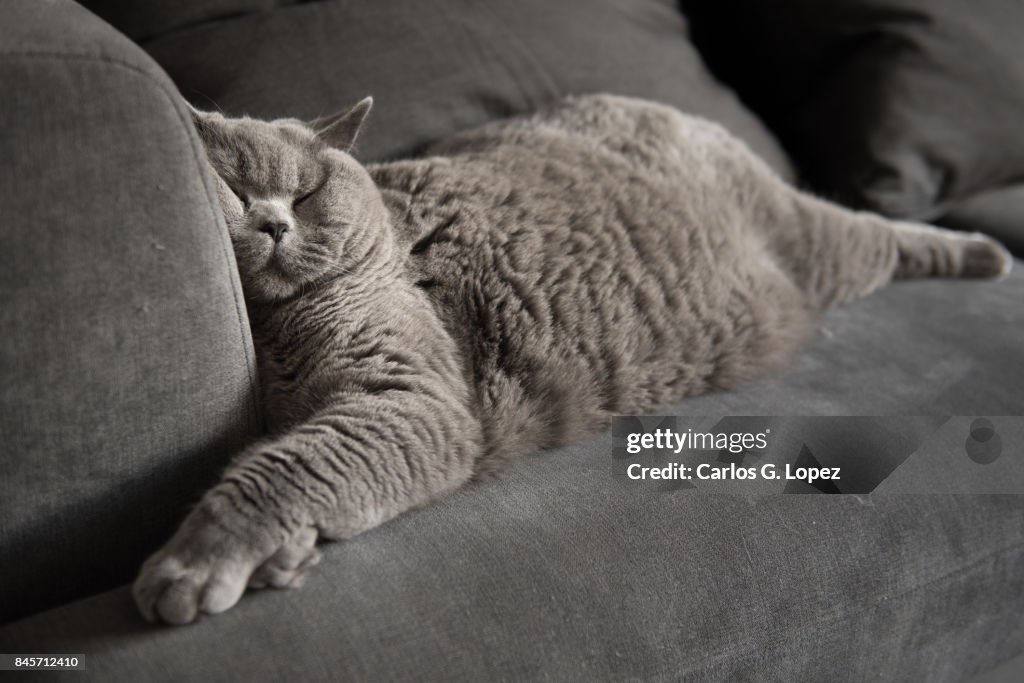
[260,221,289,243]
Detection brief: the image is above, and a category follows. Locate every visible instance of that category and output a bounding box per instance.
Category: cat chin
[232,245,306,301]
[241,267,303,303]
[245,282,299,303]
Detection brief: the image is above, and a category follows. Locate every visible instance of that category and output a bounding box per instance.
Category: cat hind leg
[890,221,1012,281]
[761,189,1013,309]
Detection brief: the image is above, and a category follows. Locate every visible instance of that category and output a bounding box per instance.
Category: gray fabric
[0,485,1021,681]
[133,0,794,178]
[1,270,1022,681]
[80,0,304,43]
[971,651,1024,683]
[2,1,1021,679]
[0,0,261,623]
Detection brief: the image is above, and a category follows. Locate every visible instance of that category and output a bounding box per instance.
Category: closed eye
[293,188,317,208]
[229,185,249,209]
[293,177,328,208]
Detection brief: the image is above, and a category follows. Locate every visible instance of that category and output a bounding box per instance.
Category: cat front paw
[132,502,320,625]
[247,526,321,589]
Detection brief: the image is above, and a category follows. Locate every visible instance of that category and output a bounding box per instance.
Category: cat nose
[260,221,289,243]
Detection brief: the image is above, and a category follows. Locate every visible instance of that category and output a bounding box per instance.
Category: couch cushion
[684,0,1024,226]
[0,482,1021,681]
[0,0,261,623]
[2,268,1022,680]
[126,0,792,176]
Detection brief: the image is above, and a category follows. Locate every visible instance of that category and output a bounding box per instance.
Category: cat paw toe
[962,234,1013,279]
[133,554,251,625]
[132,499,325,624]
[249,526,321,589]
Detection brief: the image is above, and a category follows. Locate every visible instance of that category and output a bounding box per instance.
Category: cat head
[189,97,387,302]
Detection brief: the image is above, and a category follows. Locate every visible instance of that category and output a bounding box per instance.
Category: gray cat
[133,94,1011,624]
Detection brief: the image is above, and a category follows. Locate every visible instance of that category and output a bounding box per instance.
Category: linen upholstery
[1,1,1022,680]
[2,267,1023,679]
[0,0,261,623]
[127,0,794,177]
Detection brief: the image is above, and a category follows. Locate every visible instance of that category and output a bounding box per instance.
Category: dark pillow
[112,0,792,176]
[684,0,1024,221]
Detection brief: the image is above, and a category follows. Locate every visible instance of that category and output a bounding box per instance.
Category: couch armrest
[0,0,261,623]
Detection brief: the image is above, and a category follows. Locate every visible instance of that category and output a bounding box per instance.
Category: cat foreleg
[133,398,479,624]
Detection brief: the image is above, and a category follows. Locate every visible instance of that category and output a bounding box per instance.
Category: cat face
[190,99,380,302]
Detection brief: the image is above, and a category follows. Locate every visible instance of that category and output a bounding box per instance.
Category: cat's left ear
[311,97,373,153]
[184,99,223,144]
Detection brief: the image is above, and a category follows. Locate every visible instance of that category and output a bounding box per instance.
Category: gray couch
[1,1,1022,680]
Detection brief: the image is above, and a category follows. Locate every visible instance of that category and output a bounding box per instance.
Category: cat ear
[311,97,373,153]
[185,100,223,142]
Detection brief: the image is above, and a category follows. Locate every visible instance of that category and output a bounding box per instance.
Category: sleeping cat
[133,94,1011,624]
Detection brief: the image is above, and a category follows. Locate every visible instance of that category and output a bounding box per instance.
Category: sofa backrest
[0,0,262,623]
[82,0,794,178]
